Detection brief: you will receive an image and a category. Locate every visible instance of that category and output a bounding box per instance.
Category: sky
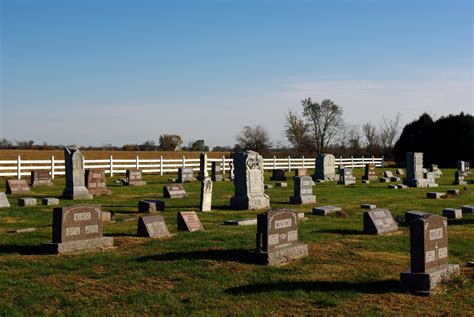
[0,0,472,147]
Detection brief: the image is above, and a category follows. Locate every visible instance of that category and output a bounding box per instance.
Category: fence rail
[0,155,383,179]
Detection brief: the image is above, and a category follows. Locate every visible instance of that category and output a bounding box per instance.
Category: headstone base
[400,264,460,295]
[42,237,114,254]
[403,179,438,188]
[127,181,146,186]
[289,195,316,204]
[252,243,308,265]
[62,187,93,200]
[224,218,257,226]
[89,189,112,196]
[32,180,53,187]
[230,194,270,210]
[453,181,467,185]
[42,198,59,206]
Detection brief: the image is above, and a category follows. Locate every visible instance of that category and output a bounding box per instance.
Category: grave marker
[0,193,10,208]
[62,147,93,200]
[197,152,209,181]
[137,215,171,238]
[314,154,337,181]
[362,164,377,181]
[290,176,316,204]
[403,152,438,188]
[270,169,287,181]
[126,169,146,186]
[294,168,308,177]
[211,162,223,182]
[85,169,111,196]
[6,179,31,195]
[31,170,52,187]
[200,177,213,212]
[138,200,165,213]
[363,208,398,234]
[177,211,204,232]
[163,184,187,199]
[18,197,37,206]
[178,168,194,183]
[338,167,356,185]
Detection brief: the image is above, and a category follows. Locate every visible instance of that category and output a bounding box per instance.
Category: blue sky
[1,0,472,147]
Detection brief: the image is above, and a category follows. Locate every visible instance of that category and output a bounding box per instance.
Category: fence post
[109,155,114,177]
[351,156,354,168]
[273,156,276,169]
[182,155,186,169]
[339,156,343,168]
[51,155,55,180]
[160,156,164,176]
[288,155,291,171]
[302,156,305,168]
[222,155,226,174]
[372,155,375,164]
[17,155,21,179]
[136,156,139,169]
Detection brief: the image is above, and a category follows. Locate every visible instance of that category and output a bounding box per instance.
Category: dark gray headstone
[362,164,377,181]
[197,152,209,181]
[138,200,165,213]
[442,208,462,220]
[163,184,187,199]
[31,170,52,187]
[211,162,223,182]
[85,169,111,196]
[178,168,194,183]
[294,168,308,177]
[42,198,60,206]
[137,215,171,238]
[403,152,438,188]
[453,171,467,185]
[405,211,431,225]
[338,167,356,185]
[290,176,316,204]
[126,169,146,186]
[270,169,287,181]
[62,147,93,200]
[312,205,342,216]
[461,205,474,214]
[6,179,31,195]
[363,208,398,234]
[177,211,204,232]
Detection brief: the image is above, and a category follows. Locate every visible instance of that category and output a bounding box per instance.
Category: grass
[0,168,473,316]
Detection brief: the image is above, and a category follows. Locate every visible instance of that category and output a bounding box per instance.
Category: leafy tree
[159,134,183,151]
[236,125,272,155]
[190,140,208,151]
[0,138,13,148]
[139,140,157,151]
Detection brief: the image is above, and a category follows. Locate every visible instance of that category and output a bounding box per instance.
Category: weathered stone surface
[314,154,337,181]
[163,185,187,199]
[362,164,377,181]
[7,227,36,233]
[177,211,204,232]
[137,215,171,238]
[126,169,146,186]
[447,189,460,195]
[405,211,431,224]
[6,179,31,195]
[211,162,223,182]
[384,171,394,178]
[31,170,52,187]
[388,184,398,189]
[42,198,59,206]
[457,160,466,173]
[197,152,209,181]
[390,176,401,182]
[430,164,442,178]
[442,208,462,220]
[312,205,341,216]
[362,180,370,184]
[230,151,270,210]
[18,197,37,206]
[200,177,212,212]
[361,204,376,209]
[379,177,391,183]
[138,200,165,213]
[101,211,113,222]
[363,208,398,234]
[426,192,446,199]
[270,169,287,181]
[453,171,467,185]
[403,152,438,188]
[290,176,316,205]
[0,193,10,208]
[396,168,405,176]
[62,147,93,200]
[42,237,114,254]
[275,182,287,187]
[254,209,308,265]
[396,184,408,189]
[461,205,474,214]
[85,169,111,196]
[224,218,257,226]
[400,214,459,294]
[178,168,194,183]
[338,167,356,185]
[294,168,308,177]
[264,184,273,189]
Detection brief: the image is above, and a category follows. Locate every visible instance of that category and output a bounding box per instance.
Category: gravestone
[197,152,209,181]
[338,167,356,185]
[384,171,394,178]
[211,162,223,182]
[31,170,52,187]
[312,205,342,216]
[42,204,114,254]
[138,200,165,213]
[379,177,390,183]
[447,189,460,195]
[294,168,308,177]
[403,152,438,188]
[362,164,377,181]
[442,208,462,220]
[405,211,431,225]
[18,197,37,206]
[6,179,31,195]
[466,162,471,174]
[224,218,258,226]
[314,154,337,181]
[391,176,401,182]
[361,204,376,209]
[85,169,111,196]
[426,192,445,199]
[396,168,405,176]
[363,208,398,234]
[430,164,442,178]
[125,169,146,186]
[270,169,287,181]
[163,184,187,199]
[461,205,474,214]
[230,150,270,210]
[453,171,466,185]
[62,147,93,200]
[137,215,171,238]
[177,168,194,183]
[42,198,59,206]
[275,182,287,187]
[457,161,466,173]
[254,209,308,265]
[400,214,459,294]
[177,211,204,232]
[290,176,316,204]
[397,184,408,189]
[229,162,235,180]
[0,193,10,208]
[200,177,213,212]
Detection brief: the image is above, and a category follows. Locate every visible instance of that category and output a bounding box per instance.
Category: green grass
[0,168,473,316]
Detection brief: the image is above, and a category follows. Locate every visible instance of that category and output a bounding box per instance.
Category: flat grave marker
[137,215,171,238]
[163,184,187,199]
[31,170,52,187]
[177,211,204,232]
[6,179,31,195]
[18,197,37,206]
[126,169,146,186]
[363,208,398,234]
[138,200,165,213]
[0,193,10,208]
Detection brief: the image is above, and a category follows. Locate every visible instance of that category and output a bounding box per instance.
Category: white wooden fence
[0,155,383,179]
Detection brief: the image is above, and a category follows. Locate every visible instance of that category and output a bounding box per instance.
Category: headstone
[6,179,31,195]
[264,184,273,189]
[197,152,209,181]
[230,150,270,210]
[254,209,308,265]
[125,169,146,186]
[312,205,342,216]
[228,162,235,180]
[275,182,287,187]
[446,189,460,195]
[384,171,394,178]
[400,214,459,294]
[405,211,431,225]
[18,197,37,206]
[338,167,356,185]
[101,211,112,222]
[457,161,466,173]
[177,211,204,232]
[390,176,401,182]
[31,170,52,187]
[442,208,462,220]
[211,162,223,182]
[42,204,114,254]
[85,169,111,196]
[137,215,171,238]
[429,164,442,178]
[388,184,398,189]
[461,205,474,214]
[396,168,405,176]
[396,184,408,189]
[363,208,398,234]
[361,204,376,209]
[453,171,467,185]
[138,200,165,213]
[294,168,308,177]
[426,192,446,199]
[0,193,10,208]
[200,177,213,212]
[270,169,287,181]
[362,164,377,181]
[362,180,370,184]
[290,176,316,204]
[379,177,390,183]
[403,152,438,188]
[163,184,187,199]
[224,218,257,226]
[62,147,93,200]
[42,198,59,206]
[314,154,337,181]
[177,168,194,183]
[465,162,471,174]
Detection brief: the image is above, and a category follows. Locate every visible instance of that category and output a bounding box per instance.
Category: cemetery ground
[0,169,473,315]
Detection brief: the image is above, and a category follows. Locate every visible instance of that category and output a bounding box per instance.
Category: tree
[0,138,13,148]
[301,98,344,154]
[236,125,272,155]
[379,114,401,160]
[190,140,208,151]
[159,134,183,151]
[139,140,156,151]
[284,110,313,155]
[362,122,379,156]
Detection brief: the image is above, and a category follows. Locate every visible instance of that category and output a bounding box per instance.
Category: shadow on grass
[448,218,474,226]
[225,279,400,295]
[311,229,362,235]
[0,244,43,255]
[136,248,256,264]
[104,232,137,237]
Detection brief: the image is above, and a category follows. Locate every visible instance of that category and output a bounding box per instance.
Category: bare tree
[284,110,313,155]
[379,114,402,159]
[236,125,272,155]
[302,98,344,154]
[362,122,379,156]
